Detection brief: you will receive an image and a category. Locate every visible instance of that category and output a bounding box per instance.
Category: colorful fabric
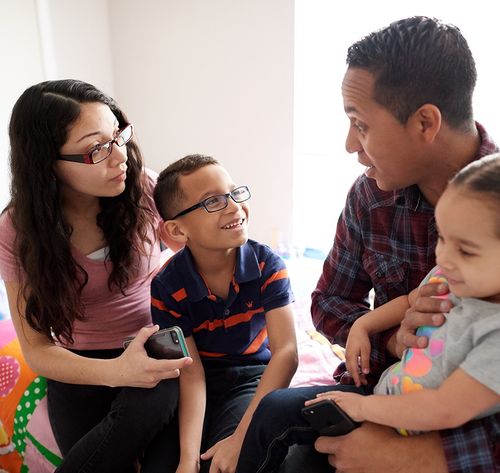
[152,239,294,364]
[375,267,500,435]
[311,123,499,472]
[0,319,61,473]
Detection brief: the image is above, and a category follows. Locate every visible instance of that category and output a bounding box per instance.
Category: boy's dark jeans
[200,362,266,473]
[47,348,180,473]
[236,384,370,473]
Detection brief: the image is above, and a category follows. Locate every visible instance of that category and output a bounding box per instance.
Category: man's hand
[394,282,452,358]
[314,422,447,473]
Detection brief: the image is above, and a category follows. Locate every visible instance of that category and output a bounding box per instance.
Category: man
[237,16,499,473]
[311,16,499,472]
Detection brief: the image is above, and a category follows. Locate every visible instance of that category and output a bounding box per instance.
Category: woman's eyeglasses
[58,124,134,164]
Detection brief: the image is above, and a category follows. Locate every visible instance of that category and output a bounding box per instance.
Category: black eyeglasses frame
[170,185,251,220]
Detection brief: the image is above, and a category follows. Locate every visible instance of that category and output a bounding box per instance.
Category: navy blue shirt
[151,239,294,365]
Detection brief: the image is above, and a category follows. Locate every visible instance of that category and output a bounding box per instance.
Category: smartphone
[123,326,190,359]
[301,399,360,436]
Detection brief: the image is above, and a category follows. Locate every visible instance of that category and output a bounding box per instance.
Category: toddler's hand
[344,321,371,387]
[307,391,365,422]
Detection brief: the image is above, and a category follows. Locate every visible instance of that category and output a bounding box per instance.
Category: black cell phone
[301,399,360,436]
[123,326,190,359]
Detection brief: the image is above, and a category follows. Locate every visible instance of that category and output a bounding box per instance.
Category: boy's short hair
[154,154,219,220]
[347,16,476,130]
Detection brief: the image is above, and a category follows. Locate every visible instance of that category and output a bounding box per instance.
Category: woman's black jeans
[47,348,180,473]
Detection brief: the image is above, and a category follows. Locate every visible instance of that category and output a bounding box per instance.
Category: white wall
[108,0,295,246]
[0,0,115,209]
[38,0,115,93]
[1,0,294,247]
[0,0,45,209]
[293,0,500,252]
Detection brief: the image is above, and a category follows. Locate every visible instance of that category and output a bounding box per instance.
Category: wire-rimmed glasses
[58,124,134,164]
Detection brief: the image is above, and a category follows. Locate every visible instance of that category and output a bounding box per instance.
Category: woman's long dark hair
[8,79,155,343]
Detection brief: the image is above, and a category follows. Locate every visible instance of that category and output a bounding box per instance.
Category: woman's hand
[115,325,192,388]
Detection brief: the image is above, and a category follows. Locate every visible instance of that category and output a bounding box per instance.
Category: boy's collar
[178,240,261,302]
[234,240,261,283]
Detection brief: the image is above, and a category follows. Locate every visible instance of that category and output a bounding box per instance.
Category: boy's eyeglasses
[170,185,251,219]
[58,124,134,164]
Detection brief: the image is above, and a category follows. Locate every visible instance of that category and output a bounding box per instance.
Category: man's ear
[409,104,442,143]
[158,220,187,252]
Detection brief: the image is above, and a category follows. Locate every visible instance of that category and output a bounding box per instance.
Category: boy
[151,154,298,473]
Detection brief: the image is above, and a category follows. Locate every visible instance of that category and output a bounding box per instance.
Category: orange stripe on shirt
[198,350,226,358]
[261,269,289,293]
[193,307,264,333]
[259,261,266,271]
[232,276,240,294]
[243,326,268,355]
[151,297,182,318]
[172,288,187,302]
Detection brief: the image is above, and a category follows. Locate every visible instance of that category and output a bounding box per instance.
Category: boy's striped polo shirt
[151,239,294,365]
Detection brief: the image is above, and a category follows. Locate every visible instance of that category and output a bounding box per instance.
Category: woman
[0,80,191,472]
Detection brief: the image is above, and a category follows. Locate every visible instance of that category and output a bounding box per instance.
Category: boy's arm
[330,368,500,431]
[177,336,206,473]
[234,303,298,438]
[200,303,298,471]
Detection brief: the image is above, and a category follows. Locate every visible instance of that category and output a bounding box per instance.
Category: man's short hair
[347,16,476,130]
[154,154,219,220]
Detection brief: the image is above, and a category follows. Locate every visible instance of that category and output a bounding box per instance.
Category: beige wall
[0,0,294,246]
[0,0,45,208]
[109,0,295,246]
[40,0,115,94]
